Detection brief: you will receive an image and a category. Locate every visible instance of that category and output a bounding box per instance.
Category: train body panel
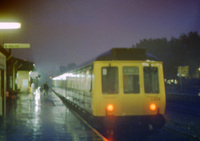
[92,60,165,117]
[53,65,93,114]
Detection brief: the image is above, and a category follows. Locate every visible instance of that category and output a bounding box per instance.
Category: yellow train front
[52,48,166,133]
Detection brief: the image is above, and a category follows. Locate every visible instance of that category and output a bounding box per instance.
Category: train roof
[54,48,160,78]
[82,48,158,63]
[74,48,159,69]
[96,48,152,61]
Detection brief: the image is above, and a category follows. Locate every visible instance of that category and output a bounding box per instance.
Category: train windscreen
[123,67,140,94]
[102,67,119,94]
[144,67,159,93]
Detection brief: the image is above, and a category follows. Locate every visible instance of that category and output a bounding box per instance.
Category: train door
[121,64,144,116]
[92,61,122,116]
[142,62,166,115]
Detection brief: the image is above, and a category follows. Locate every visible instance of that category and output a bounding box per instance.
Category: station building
[0,45,35,116]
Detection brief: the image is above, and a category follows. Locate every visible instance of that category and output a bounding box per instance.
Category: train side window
[143,67,159,93]
[80,71,86,90]
[85,69,92,91]
[102,67,118,94]
[123,67,140,94]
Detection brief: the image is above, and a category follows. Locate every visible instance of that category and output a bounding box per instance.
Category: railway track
[167,102,200,117]
[165,101,200,140]
[163,127,200,141]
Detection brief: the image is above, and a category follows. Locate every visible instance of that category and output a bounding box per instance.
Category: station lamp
[0,22,21,29]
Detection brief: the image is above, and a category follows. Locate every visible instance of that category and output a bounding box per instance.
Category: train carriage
[52,48,166,132]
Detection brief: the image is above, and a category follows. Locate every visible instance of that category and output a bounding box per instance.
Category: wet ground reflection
[0,90,102,141]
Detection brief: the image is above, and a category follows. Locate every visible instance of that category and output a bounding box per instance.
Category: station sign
[4,43,30,49]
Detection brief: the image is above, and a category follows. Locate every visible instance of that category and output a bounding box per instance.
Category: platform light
[0,22,21,29]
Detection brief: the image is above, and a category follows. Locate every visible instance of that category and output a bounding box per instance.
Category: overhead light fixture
[0,22,21,29]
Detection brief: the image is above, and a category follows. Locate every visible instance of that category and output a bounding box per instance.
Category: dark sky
[0,0,200,75]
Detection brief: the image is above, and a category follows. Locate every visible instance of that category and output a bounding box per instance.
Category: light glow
[107,104,114,112]
[149,103,157,111]
[0,22,21,29]
[53,73,76,80]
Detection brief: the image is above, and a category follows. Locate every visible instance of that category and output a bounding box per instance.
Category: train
[52,48,166,134]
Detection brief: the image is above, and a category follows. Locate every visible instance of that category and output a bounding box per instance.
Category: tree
[133,32,200,79]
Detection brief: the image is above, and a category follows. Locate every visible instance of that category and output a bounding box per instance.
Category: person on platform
[31,83,35,94]
[43,82,49,95]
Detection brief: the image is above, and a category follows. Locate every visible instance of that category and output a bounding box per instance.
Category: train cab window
[102,67,118,94]
[143,67,159,93]
[123,67,140,94]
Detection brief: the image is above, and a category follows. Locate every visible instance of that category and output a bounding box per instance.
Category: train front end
[92,60,166,130]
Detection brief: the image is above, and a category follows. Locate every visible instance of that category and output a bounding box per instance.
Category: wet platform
[0,89,103,141]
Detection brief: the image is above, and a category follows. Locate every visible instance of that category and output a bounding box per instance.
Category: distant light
[53,73,76,80]
[0,22,21,29]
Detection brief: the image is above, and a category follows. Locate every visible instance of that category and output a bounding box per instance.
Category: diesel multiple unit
[52,48,166,132]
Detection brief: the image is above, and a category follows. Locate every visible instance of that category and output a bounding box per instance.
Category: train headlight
[149,103,157,111]
[107,104,114,112]
[106,104,114,116]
